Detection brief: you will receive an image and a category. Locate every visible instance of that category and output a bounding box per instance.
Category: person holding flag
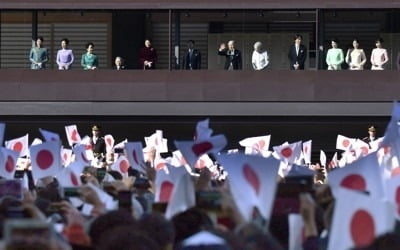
[90,125,106,160]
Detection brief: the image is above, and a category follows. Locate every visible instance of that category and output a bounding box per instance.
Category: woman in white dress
[251,41,269,70]
[345,39,367,70]
[370,38,389,70]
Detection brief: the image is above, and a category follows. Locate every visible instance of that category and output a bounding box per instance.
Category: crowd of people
[1,114,400,250]
[29,34,400,71]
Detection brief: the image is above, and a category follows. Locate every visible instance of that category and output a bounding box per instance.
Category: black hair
[61,38,69,45]
[187,40,195,44]
[331,38,339,44]
[375,37,384,43]
[36,36,44,42]
[85,42,94,49]
[294,34,303,40]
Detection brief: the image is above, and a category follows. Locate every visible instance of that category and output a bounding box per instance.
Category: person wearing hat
[90,125,106,159]
[362,126,377,145]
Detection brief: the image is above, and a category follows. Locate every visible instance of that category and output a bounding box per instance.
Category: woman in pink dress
[370,38,389,70]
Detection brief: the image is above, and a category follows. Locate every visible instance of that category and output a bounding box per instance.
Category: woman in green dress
[326,38,344,70]
[81,42,98,70]
[29,36,48,70]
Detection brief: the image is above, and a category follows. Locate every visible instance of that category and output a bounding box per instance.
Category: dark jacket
[288,44,307,70]
[217,49,242,70]
[182,49,201,70]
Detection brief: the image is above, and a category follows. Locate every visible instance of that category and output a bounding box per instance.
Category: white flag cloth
[56,167,82,187]
[320,150,327,167]
[302,140,312,165]
[111,155,130,177]
[65,125,81,147]
[327,189,396,250]
[73,143,94,166]
[154,165,187,203]
[328,153,384,198]
[370,137,384,152]
[174,134,227,168]
[165,173,195,219]
[5,134,29,157]
[125,142,145,173]
[336,134,356,151]
[352,139,371,159]
[30,141,62,180]
[104,134,115,153]
[273,141,302,164]
[0,123,5,146]
[288,213,305,250]
[217,153,280,222]
[239,135,271,155]
[114,139,127,150]
[0,147,19,179]
[39,128,60,142]
[194,119,213,142]
[384,175,400,218]
[145,130,168,153]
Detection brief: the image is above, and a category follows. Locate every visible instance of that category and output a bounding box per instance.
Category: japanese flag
[302,140,312,165]
[239,135,271,155]
[370,137,384,152]
[174,134,227,168]
[30,140,62,180]
[217,153,280,222]
[0,123,5,146]
[5,134,29,157]
[0,147,19,179]
[145,130,168,153]
[165,173,195,219]
[194,119,213,142]
[65,125,81,147]
[288,213,305,250]
[273,141,302,164]
[328,153,384,198]
[154,165,187,203]
[320,150,327,167]
[104,134,115,153]
[336,134,356,152]
[125,142,145,173]
[170,150,189,168]
[61,148,73,166]
[39,128,60,142]
[111,155,130,177]
[353,139,371,159]
[328,189,396,250]
[114,139,127,150]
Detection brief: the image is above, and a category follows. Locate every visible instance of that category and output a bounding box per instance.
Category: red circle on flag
[192,142,213,157]
[13,142,23,152]
[71,129,78,141]
[5,156,15,173]
[243,164,260,195]
[159,181,174,202]
[361,147,369,156]
[63,153,68,162]
[342,139,350,148]
[350,209,375,247]
[119,160,129,173]
[340,174,366,191]
[281,147,293,158]
[36,150,54,170]
[70,172,79,186]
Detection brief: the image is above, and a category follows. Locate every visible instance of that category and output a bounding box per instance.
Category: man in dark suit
[90,125,106,159]
[217,40,242,70]
[362,126,377,146]
[288,34,307,70]
[182,40,201,70]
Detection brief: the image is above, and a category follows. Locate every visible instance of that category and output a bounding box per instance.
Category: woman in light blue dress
[29,36,48,69]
